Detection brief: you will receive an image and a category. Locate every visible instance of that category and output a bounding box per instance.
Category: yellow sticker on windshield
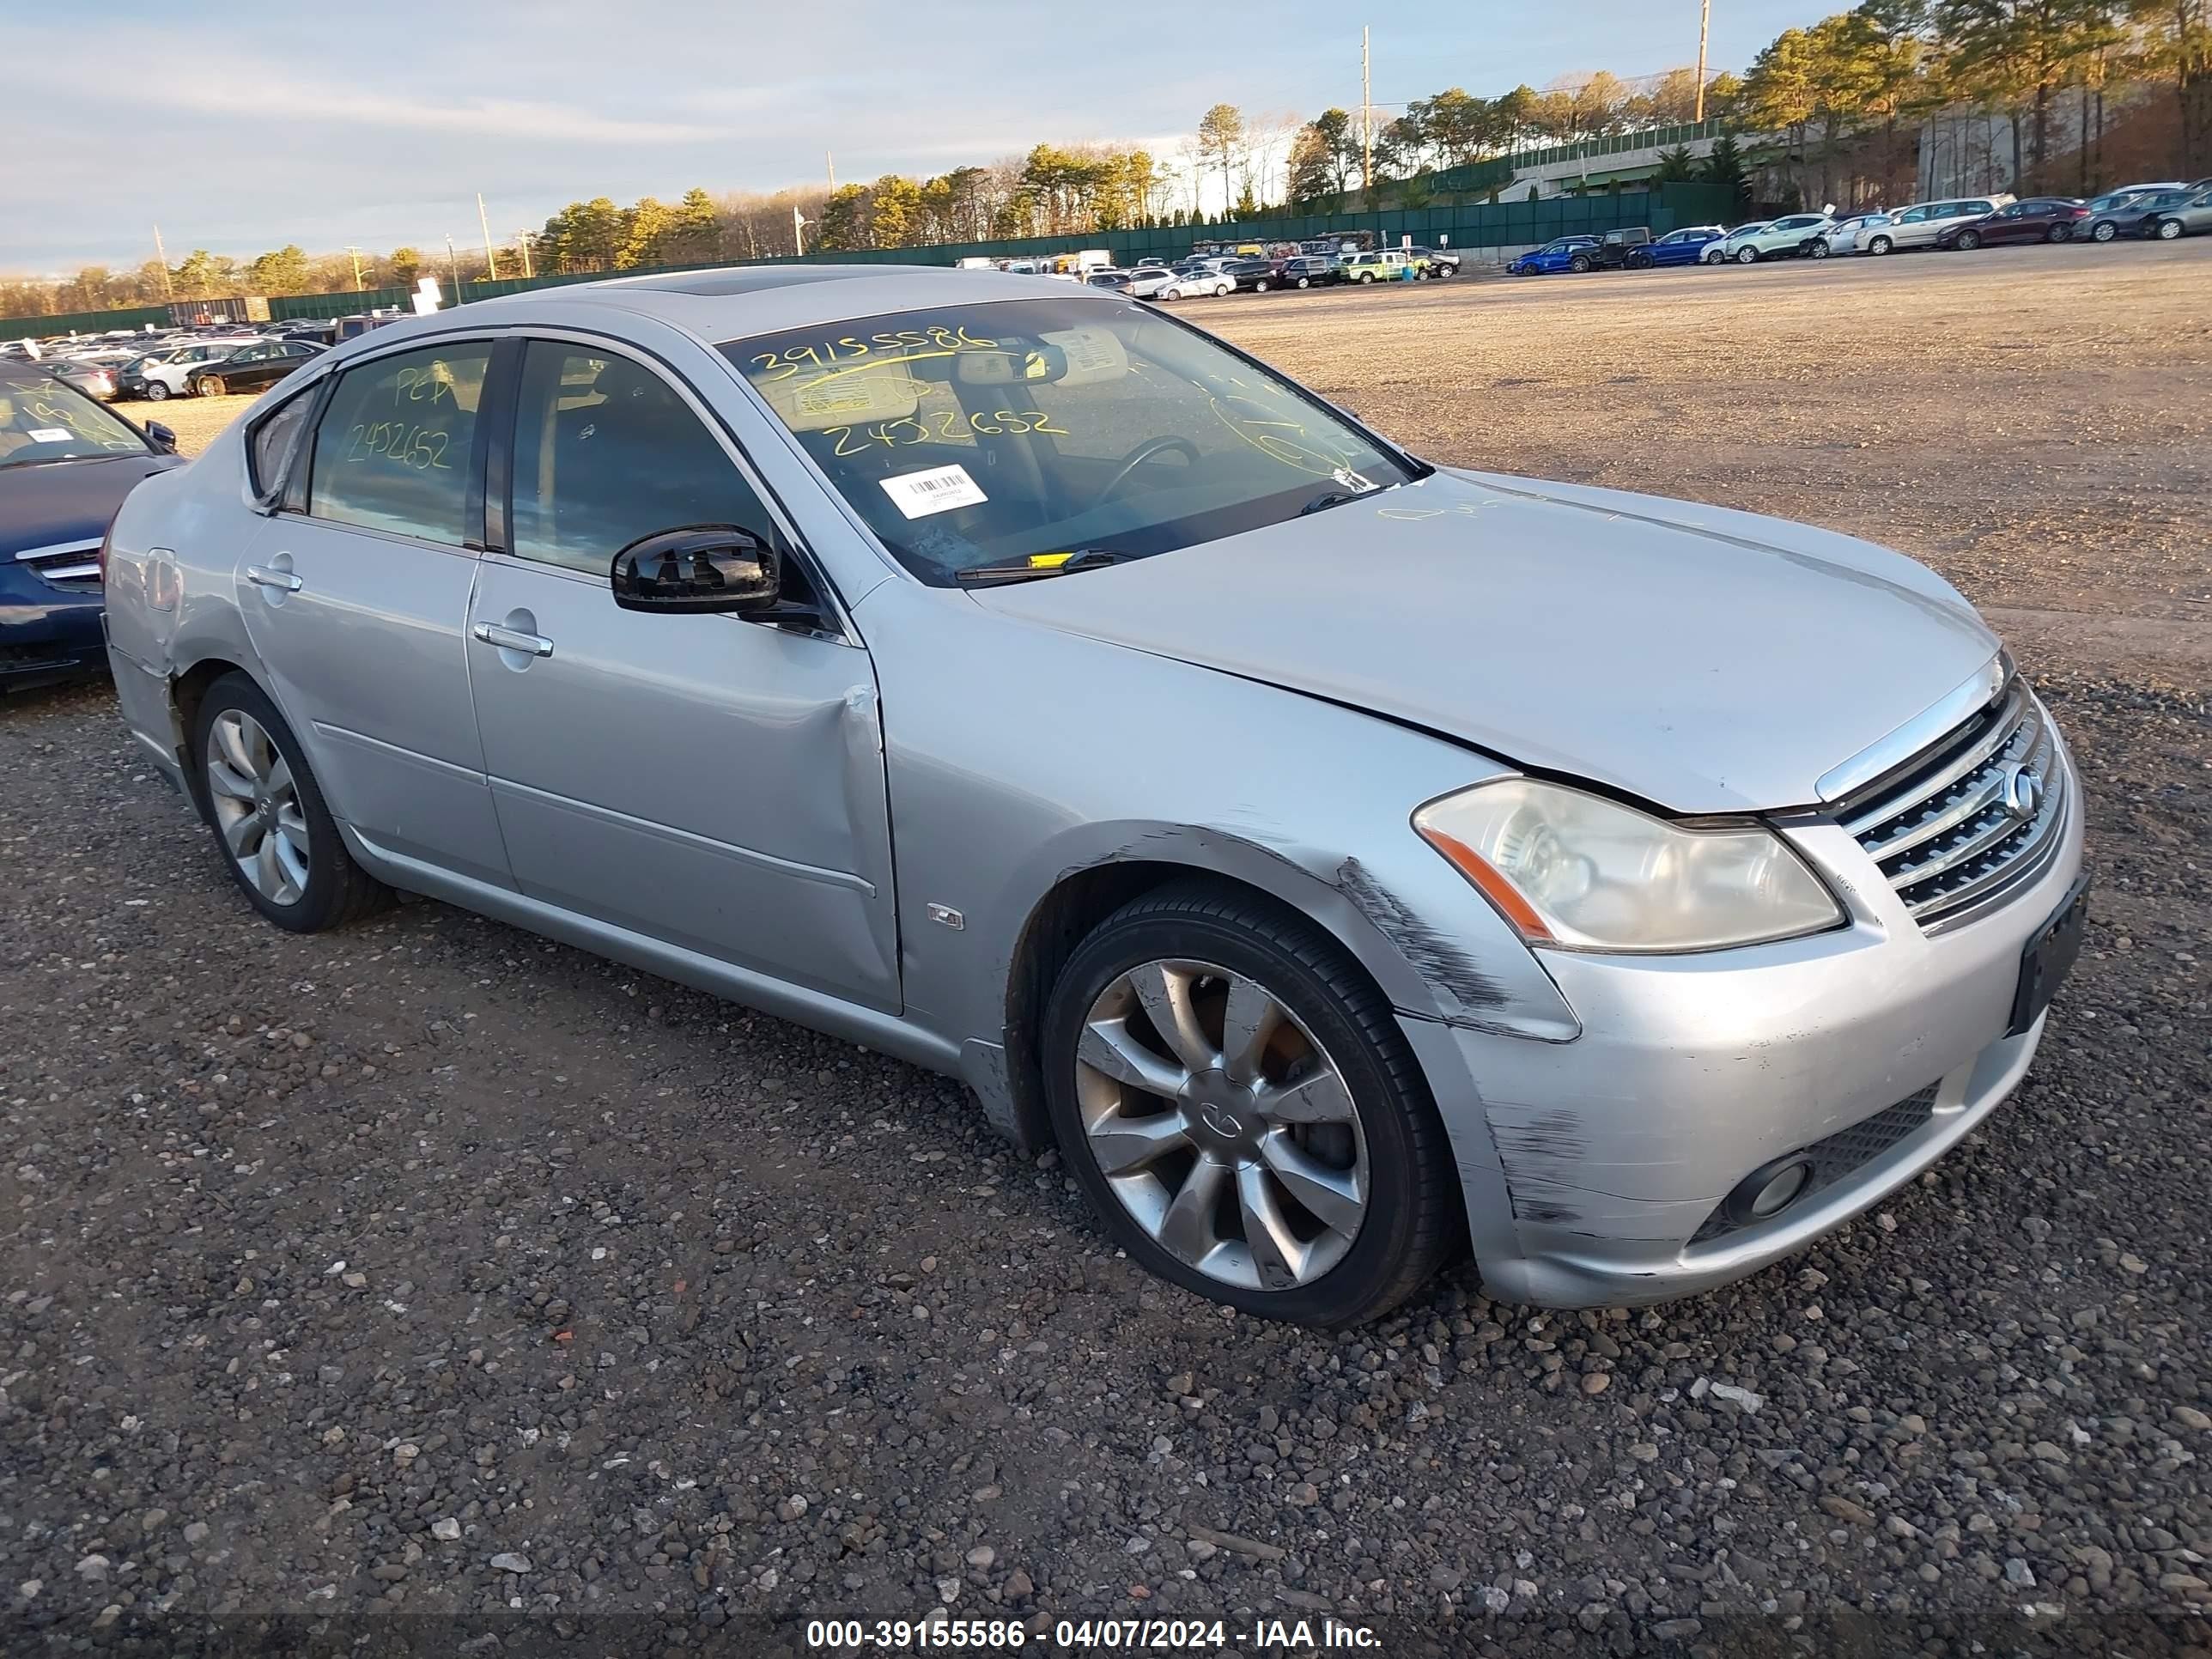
[1027,552,1074,568]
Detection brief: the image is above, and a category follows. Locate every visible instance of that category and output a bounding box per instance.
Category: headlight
[1413,778,1844,953]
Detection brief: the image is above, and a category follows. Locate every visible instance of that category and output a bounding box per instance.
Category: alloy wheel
[1073,958,1368,1292]
[205,709,311,905]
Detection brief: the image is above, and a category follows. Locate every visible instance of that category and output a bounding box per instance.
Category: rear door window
[305,341,490,545]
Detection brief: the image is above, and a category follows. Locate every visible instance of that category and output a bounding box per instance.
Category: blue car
[1507,235,1601,276]
[1641,225,1728,267]
[1,362,181,694]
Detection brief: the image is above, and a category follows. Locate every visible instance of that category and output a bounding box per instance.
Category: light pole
[514,232,534,280]
[445,234,461,295]
[344,246,365,291]
[1695,0,1712,123]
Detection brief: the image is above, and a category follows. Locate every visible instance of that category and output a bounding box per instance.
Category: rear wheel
[192,674,392,933]
[1808,240,1831,258]
[2092,220,2118,242]
[1253,277,1271,291]
[1295,276,1311,289]
[193,375,226,398]
[1042,883,1459,1326]
[2047,223,2070,242]
[1357,271,1375,283]
[1569,253,1593,273]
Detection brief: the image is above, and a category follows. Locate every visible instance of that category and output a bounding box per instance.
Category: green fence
[5,180,1734,339]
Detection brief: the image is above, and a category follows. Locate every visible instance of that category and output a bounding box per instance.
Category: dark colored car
[1508,235,1601,275]
[185,339,326,398]
[1223,257,1277,292]
[2084,187,2194,241]
[1275,255,1343,289]
[1594,227,1655,269]
[1936,198,2090,249]
[0,366,181,693]
[1406,245,1461,276]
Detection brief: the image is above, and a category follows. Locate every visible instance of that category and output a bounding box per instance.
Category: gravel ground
[4,246,2208,1657]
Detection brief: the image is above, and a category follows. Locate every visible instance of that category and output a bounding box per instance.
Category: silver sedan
[102,266,2087,1324]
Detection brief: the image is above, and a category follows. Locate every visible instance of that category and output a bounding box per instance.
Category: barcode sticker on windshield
[880,464,988,520]
[27,428,72,443]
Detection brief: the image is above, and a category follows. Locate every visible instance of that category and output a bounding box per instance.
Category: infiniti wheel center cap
[1184,1070,1261,1158]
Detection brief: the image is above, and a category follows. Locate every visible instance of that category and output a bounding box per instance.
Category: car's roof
[379,264,1114,349]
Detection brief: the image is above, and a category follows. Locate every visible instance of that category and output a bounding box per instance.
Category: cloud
[155,76,729,144]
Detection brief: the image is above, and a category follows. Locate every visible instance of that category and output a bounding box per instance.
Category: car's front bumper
[1,573,107,690]
[1403,743,2087,1308]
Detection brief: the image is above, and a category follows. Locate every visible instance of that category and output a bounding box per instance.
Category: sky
[5,0,1824,275]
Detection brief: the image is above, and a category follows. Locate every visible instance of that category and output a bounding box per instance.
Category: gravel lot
[6,245,2208,1656]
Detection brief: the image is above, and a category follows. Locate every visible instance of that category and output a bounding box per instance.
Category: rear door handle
[245,564,302,592]
[471,621,554,658]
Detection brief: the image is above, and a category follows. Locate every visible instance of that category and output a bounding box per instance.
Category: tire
[1867,234,1893,255]
[1625,252,1651,270]
[194,375,226,398]
[1735,246,1759,264]
[1214,282,1231,297]
[192,673,392,933]
[1357,271,1375,283]
[1955,229,1982,251]
[1253,278,1270,292]
[143,380,171,401]
[2092,220,2118,242]
[1704,248,1724,264]
[2156,217,2184,240]
[1569,254,1592,273]
[2047,223,2070,242]
[1295,276,1310,289]
[1042,881,1458,1326]
[1808,240,1831,258]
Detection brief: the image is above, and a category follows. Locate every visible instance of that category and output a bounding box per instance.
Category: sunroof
[615,265,939,296]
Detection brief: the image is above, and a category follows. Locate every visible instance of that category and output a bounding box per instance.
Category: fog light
[1723,1157,1815,1227]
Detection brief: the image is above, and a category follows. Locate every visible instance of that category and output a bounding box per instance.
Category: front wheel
[1357,271,1375,283]
[2092,220,2118,242]
[1866,234,1893,255]
[143,380,171,400]
[1735,246,1759,264]
[1808,240,1831,258]
[2047,223,2070,242]
[193,375,226,398]
[2155,217,2184,240]
[1704,248,1724,264]
[192,674,392,933]
[1042,883,1458,1326]
[1955,229,1982,251]
[1295,276,1311,289]
[1253,278,1270,292]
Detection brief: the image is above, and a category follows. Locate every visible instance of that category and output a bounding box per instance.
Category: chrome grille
[12,538,103,586]
[1840,679,2066,928]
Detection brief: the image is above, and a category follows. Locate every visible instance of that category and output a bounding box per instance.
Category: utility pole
[153,225,174,300]
[1361,26,1373,195]
[793,205,809,256]
[515,232,534,280]
[445,234,461,295]
[477,193,500,281]
[1695,0,1712,123]
[827,152,837,191]
[344,246,365,290]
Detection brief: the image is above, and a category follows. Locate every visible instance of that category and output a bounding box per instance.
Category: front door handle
[246,564,302,592]
[472,621,554,658]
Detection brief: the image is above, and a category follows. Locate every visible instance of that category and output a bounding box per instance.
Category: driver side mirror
[146,421,178,453]
[611,526,781,616]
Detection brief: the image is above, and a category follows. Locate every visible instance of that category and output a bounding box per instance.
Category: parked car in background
[1224,257,1279,292]
[100,268,2087,1324]
[2142,183,2212,239]
[1343,249,1417,282]
[1704,222,1767,263]
[1862,197,2011,253]
[1407,246,1460,276]
[1152,264,1234,301]
[1275,255,1343,289]
[1816,213,1890,255]
[1,363,180,692]
[1641,225,1726,266]
[41,359,121,402]
[1592,227,1654,269]
[185,339,326,398]
[1936,198,2090,248]
[119,338,270,400]
[1508,236,1601,275]
[2085,185,2197,240]
[1718,214,1833,264]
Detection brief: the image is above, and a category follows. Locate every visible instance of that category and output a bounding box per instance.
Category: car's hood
[0,452,179,557]
[974,469,1999,814]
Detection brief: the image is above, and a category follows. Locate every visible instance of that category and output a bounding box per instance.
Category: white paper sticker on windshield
[880,464,988,520]
[26,428,72,443]
[1332,466,1378,493]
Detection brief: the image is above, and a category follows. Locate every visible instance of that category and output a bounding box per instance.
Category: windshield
[0,370,149,465]
[722,297,1425,586]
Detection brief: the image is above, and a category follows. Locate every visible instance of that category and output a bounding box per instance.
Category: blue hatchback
[1507,235,1601,276]
[1,362,181,693]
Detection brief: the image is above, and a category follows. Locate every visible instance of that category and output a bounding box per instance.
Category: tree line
[5,0,2203,318]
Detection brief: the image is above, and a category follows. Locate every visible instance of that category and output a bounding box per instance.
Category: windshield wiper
[952,548,1134,586]
[1297,489,1364,516]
